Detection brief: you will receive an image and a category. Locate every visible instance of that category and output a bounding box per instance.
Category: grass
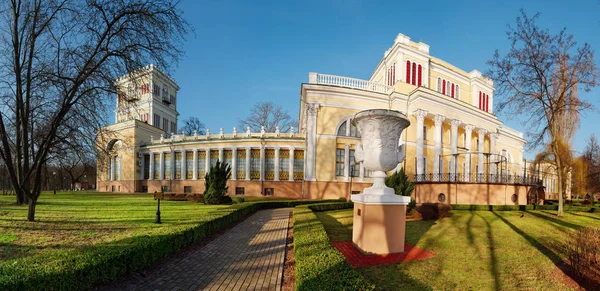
[316,208,600,290]
[0,191,228,263]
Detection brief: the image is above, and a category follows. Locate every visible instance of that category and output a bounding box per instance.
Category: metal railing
[412,173,542,185]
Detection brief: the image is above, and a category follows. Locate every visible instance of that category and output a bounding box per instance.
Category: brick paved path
[106,208,291,291]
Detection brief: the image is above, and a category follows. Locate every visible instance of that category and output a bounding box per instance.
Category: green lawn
[316,209,600,290]
[0,191,228,267]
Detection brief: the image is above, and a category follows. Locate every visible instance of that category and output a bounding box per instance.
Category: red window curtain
[442,80,446,95]
[392,64,396,85]
[479,92,482,109]
[406,61,411,83]
[417,65,422,87]
[486,94,489,112]
[412,63,416,85]
[387,69,391,85]
[451,84,455,98]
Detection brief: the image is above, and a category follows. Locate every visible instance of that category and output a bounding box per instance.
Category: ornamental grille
[164,153,171,179]
[250,149,260,180]
[294,150,304,181]
[175,152,182,179]
[186,152,193,179]
[198,150,206,179]
[210,150,219,167]
[265,149,275,180]
[153,154,160,179]
[224,150,232,169]
[236,150,246,179]
[280,149,290,180]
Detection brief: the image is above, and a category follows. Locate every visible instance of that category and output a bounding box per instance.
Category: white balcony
[308,72,392,94]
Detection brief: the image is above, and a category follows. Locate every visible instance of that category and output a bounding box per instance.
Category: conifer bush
[203,160,231,205]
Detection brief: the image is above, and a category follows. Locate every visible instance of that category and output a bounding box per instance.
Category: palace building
[97,33,564,204]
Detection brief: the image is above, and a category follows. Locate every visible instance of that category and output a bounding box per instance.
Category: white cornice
[430,64,470,85]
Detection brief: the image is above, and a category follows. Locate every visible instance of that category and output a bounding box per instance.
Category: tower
[114,64,180,134]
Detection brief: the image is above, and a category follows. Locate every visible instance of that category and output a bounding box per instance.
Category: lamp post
[53,171,56,195]
[154,190,163,224]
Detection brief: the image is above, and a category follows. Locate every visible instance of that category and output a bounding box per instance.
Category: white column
[477,129,486,181]
[181,150,186,180]
[205,148,211,174]
[464,124,474,182]
[450,119,460,181]
[260,145,265,181]
[414,109,428,181]
[219,148,224,163]
[289,147,295,181]
[274,146,280,181]
[305,103,319,181]
[109,156,113,181]
[359,161,365,182]
[159,152,165,180]
[490,132,498,180]
[193,149,198,180]
[344,144,350,182]
[170,149,175,180]
[231,148,237,180]
[149,152,154,180]
[433,115,445,181]
[245,147,251,181]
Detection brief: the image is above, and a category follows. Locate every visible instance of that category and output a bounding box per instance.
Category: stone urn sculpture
[351,109,411,254]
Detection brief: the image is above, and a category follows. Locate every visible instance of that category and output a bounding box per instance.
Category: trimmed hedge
[294,203,374,291]
[450,204,598,212]
[0,199,340,291]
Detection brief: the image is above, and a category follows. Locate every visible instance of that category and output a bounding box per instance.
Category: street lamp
[53,172,56,195]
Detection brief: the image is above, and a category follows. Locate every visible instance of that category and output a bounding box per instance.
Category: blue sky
[170,0,600,159]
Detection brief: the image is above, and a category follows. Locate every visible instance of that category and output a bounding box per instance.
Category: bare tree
[0,0,189,221]
[179,116,206,136]
[487,10,598,217]
[238,101,296,132]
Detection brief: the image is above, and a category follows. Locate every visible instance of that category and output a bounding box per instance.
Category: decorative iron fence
[412,173,542,185]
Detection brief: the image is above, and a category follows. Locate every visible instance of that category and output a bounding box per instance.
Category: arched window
[349,122,359,137]
[446,81,451,96]
[423,125,428,141]
[479,91,482,109]
[451,84,455,98]
[486,94,489,112]
[337,121,347,136]
[437,77,442,93]
[442,80,446,95]
[417,65,422,87]
[406,61,411,84]
[456,85,460,99]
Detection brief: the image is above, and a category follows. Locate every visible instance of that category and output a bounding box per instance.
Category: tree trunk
[27,196,37,222]
[554,143,565,217]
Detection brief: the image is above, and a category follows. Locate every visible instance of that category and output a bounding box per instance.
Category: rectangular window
[336,149,345,177]
[186,152,193,179]
[210,150,219,167]
[198,150,206,179]
[184,186,192,193]
[153,84,160,96]
[265,149,275,180]
[279,149,290,181]
[175,152,182,179]
[143,154,150,180]
[154,114,160,128]
[163,118,169,132]
[236,187,245,195]
[224,150,233,169]
[349,150,359,177]
[264,188,274,196]
[164,153,171,179]
[153,154,160,179]
[161,185,169,192]
[250,149,260,180]
[236,149,246,179]
[294,150,304,181]
[170,94,175,105]
[171,121,176,134]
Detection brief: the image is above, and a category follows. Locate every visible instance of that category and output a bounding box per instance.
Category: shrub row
[450,204,598,212]
[307,201,354,212]
[0,199,340,291]
[294,203,374,291]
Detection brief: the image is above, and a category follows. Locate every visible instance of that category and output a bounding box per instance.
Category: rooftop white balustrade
[146,127,303,145]
[308,72,393,94]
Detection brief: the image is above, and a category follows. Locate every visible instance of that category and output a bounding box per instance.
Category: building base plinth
[351,194,410,255]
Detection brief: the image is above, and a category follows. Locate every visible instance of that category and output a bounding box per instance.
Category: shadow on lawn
[492,212,600,290]
[524,211,583,230]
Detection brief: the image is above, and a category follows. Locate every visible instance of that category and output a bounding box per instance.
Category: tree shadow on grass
[525,211,582,230]
[562,211,600,222]
[492,212,600,290]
